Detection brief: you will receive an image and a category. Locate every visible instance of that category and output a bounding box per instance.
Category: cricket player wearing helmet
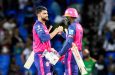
[33,6,63,75]
[58,8,83,75]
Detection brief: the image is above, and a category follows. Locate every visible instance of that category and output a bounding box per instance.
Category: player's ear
[36,12,40,17]
[38,13,42,18]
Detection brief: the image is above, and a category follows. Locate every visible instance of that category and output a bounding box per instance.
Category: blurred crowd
[0,0,115,75]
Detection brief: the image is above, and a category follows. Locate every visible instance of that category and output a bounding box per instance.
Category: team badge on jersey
[37,25,43,32]
[68,29,74,35]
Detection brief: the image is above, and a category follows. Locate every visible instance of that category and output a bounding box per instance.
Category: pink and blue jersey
[74,23,83,50]
[59,21,83,56]
[33,21,52,75]
[33,20,51,53]
[59,20,83,75]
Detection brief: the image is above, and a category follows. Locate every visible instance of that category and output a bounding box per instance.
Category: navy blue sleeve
[59,24,76,56]
[34,24,50,42]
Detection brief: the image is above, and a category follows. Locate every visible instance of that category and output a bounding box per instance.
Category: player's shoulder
[76,22,83,31]
[75,22,82,27]
[68,24,76,35]
[34,21,43,29]
[69,23,76,30]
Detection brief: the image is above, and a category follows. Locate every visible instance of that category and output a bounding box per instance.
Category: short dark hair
[35,6,47,15]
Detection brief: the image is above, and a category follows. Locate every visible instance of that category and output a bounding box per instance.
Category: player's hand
[51,48,61,58]
[51,48,58,54]
[57,26,63,33]
[57,54,61,58]
[71,43,76,51]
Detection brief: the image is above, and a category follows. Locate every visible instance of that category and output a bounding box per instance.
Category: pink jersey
[33,22,51,53]
[74,23,83,51]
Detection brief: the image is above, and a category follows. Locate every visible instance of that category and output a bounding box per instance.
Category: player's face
[63,16,71,26]
[40,10,48,21]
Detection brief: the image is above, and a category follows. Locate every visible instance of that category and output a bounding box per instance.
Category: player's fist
[51,48,57,54]
[71,43,76,51]
[57,26,63,32]
[51,48,61,58]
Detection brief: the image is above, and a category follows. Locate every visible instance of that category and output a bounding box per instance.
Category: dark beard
[42,18,47,22]
[63,17,71,28]
[42,17,48,22]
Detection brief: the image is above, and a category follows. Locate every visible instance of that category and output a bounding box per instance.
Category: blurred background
[0,0,115,75]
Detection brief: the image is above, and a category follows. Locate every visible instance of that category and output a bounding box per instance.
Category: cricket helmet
[64,8,79,18]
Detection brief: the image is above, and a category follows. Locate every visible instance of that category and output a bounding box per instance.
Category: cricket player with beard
[58,8,83,75]
[33,6,63,75]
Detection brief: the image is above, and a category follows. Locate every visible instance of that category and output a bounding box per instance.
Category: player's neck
[38,18,45,25]
[41,21,45,25]
[70,19,75,23]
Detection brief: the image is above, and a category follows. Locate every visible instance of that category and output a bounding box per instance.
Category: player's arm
[35,25,63,42]
[59,25,76,56]
[35,24,51,42]
[49,26,63,39]
[59,28,68,39]
[59,31,66,39]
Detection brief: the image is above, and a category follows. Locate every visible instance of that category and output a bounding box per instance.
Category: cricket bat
[24,51,34,69]
[71,43,87,75]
